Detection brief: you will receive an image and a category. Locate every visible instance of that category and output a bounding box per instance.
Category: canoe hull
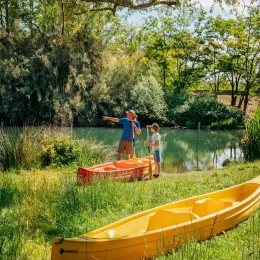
[51,176,260,260]
[77,156,154,184]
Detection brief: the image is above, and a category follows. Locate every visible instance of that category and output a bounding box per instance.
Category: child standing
[147,123,161,178]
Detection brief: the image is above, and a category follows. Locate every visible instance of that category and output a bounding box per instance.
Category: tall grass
[0,127,114,172]
[241,106,260,161]
[0,128,23,171]
[0,161,259,259]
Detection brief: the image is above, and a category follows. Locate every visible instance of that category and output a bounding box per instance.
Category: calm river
[74,127,244,174]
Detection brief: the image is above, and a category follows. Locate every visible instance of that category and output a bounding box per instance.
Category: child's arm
[147,140,160,146]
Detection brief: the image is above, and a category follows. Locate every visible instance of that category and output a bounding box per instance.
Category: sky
[119,0,253,26]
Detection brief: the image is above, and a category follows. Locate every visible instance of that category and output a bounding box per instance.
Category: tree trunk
[231,85,236,106]
[0,8,3,28]
[5,1,9,33]
[243,85,250,114]
[163,68,166,90]
[238,92,244,108]
[29,0,34,37]
[61,0,65,35]
[229,75,236,106]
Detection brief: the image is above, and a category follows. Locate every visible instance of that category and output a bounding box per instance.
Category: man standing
[103,110,141,160]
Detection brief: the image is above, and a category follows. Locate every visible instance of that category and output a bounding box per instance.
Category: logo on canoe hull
[59,248,78,254]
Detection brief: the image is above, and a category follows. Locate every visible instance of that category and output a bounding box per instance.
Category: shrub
[165,93,191,126]
[167,93,244,129]
[241,106,260,161]
[209,118,239,130]
[130,75,167,124]
[0,127,113,171]
[40,132,79,167]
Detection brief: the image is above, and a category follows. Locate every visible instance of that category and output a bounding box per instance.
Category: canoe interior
[77,156,154,184]
[86,182,260,239]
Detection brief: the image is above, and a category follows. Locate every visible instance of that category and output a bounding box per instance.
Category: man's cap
[126,110,137,118]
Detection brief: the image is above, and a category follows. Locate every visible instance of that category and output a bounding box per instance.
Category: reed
[0,126,113,172]
[241,105,260,161]
[0,128,23,171]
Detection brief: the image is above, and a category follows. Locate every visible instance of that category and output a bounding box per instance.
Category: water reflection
[74,127,244,174]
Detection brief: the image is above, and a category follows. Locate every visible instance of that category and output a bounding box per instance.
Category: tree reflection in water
[74,127,244,174]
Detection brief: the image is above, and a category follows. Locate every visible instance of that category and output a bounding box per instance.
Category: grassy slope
[0,161,259,259]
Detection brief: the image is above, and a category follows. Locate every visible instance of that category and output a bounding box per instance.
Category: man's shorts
[153,149,161,162]
[118,140,133,154]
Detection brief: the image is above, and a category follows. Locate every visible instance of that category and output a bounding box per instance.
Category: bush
[165,93,191,126]
[0,127,113,171]
[241,106,260,161]
[209,118,239,130]
[130,75,167,124]
[167,93,244,129]
[40,133,79,167]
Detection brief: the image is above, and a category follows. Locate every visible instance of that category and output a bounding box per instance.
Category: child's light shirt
[151,132,161,153]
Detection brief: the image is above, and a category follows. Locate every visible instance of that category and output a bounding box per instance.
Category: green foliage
[241,106,260,161]
[130,75,167,124]
[0,1,258,126]
[167,93,244,128]
[142,11,207,92]
[0,129,23,171]
[0,162,259,259]
[209,118,238,130]
[166,92,192,125]
[0,127,112,171]
[40,133,79,167]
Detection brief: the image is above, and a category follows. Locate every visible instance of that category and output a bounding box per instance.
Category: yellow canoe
[51,175,260,260]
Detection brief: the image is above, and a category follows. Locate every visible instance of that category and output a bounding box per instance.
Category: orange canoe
[77,156,154,184]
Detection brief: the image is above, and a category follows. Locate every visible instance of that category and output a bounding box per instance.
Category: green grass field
[0,161,259,259]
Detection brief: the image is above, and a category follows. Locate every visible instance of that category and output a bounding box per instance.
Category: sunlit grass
[0,161,259,259]
[0,127,114,172]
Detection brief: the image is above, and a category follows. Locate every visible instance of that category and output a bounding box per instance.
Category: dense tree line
[0,0,259,127]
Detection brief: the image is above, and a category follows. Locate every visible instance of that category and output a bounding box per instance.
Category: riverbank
[0,161,259,259]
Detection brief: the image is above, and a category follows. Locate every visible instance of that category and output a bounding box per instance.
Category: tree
[205,3,260,113]
[69,0,240,15]
[130,75,167,123]
[142,7,207,92]
[237,5,260,113]
[212,16,244,106]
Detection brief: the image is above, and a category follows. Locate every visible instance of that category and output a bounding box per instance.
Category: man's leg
[118,153,123,160]
[125,141,133,160]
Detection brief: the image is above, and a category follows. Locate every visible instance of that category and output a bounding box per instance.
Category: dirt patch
[217,95,259,116]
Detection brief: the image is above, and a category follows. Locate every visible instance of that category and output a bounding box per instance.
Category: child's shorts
[153,149,161,162]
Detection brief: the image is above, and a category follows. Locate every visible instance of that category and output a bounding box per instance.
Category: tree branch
[71,0,237,16]
[79,0,179,15]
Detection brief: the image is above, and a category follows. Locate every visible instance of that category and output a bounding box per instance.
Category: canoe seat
[113,161,139,169]
[103,165,118,171]
[146,210,197,232]
[192,198,233,217]
[93,165,118,172]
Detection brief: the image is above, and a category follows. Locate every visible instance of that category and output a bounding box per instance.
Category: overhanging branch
[79,0,179,15]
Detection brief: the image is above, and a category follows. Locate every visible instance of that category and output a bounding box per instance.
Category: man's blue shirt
[119,118,140,142]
